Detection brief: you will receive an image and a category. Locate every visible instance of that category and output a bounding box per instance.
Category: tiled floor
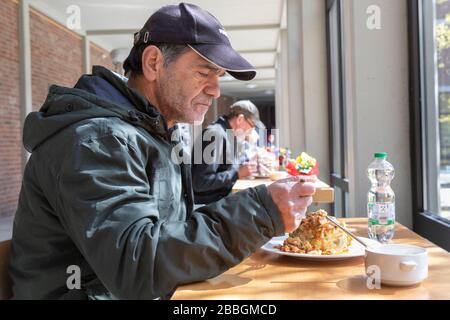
[0,215,13,242]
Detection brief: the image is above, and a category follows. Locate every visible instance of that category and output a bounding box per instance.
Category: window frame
[409,0,450,251]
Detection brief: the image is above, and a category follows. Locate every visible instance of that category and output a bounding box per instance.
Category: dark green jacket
[9,66,284,300]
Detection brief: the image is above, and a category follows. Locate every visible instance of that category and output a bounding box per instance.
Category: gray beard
[156,82,189,125]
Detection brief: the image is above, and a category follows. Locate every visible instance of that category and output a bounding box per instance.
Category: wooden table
[232,178,335,203]
[172,219,450,300]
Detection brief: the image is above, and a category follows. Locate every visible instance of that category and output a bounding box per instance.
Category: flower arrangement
[285,152,319,176]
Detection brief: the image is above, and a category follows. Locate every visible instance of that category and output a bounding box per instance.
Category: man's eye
[198,72,208,78]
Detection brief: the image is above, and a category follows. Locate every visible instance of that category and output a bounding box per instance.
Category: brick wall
[90,43,114,73]
[0,0,114,217]
[0,0,21,218]
[30,9,115,110]
[30,8,83,110]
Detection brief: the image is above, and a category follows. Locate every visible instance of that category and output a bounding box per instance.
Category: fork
[325,215,368,248]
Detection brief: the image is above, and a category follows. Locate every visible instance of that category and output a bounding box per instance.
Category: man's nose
[204,76,221,99]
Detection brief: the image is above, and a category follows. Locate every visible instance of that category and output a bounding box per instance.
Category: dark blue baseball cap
[123,3,256,81]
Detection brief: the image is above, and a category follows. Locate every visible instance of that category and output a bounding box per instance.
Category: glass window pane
[435,1,450,220]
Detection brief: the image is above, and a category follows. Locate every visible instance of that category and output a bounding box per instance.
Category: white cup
[365,243,428,286]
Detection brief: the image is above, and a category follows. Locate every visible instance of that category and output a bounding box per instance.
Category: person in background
[238,128,260,164]
[191,100,264,204]
[267,133,276,151]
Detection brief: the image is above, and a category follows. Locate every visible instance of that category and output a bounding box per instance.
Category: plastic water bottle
[367,152,395,243]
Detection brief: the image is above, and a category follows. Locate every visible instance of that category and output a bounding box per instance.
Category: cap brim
[188,44,256,81]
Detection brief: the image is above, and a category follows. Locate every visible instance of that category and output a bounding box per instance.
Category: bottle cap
[374,152,388,159]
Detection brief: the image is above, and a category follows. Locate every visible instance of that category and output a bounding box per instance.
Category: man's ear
[141,45,164,81]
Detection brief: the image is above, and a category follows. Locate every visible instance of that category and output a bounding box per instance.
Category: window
[326,0,349,217]
[410,0,450,250]
[435,1,450,220]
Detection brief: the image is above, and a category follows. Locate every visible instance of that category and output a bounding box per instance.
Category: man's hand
[267,176,317,232]
[238,163,257,179]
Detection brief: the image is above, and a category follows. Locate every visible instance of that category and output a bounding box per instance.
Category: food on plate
[276,210,353,255]
[285,152,319,177]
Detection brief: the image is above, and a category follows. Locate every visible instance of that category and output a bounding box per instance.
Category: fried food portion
[276,210,353,255]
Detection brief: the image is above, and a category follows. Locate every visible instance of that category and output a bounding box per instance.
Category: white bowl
[365,243,428,286]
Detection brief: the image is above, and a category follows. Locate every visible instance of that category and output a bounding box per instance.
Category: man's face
[155,49,225,125]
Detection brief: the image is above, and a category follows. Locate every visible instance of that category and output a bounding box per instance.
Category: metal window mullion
[327,0,348,217]
[328,0,342,179]
[422,0,440,213]
[327,0,339,215]
[326,0,335,215]
[337,0,349,217]
[83,36,91,74]
[331,173,349,191]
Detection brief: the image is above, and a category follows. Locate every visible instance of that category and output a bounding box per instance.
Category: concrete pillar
[275,30,291,149]
[83,36,91,74]
[301,0,330,185]
[282,0,330,185]
[341,0,412,227]
[18,0,32,170]
[286,0,306,155]
[275,53,282,143]
[212,99,218,120]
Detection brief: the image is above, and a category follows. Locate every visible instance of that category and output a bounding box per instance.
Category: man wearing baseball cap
[192,100,265,204]
[10,3,315,300]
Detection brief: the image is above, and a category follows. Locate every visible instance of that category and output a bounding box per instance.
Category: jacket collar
[92,66,170,139]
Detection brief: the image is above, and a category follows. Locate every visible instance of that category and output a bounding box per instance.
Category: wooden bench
[0,240,12,300]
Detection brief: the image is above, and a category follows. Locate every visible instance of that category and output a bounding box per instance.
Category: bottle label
[368,203,395,225]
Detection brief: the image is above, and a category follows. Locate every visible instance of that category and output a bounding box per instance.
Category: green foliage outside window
[436,0,450,167]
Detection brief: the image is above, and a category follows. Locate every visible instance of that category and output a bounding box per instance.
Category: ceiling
[29,0,286,98]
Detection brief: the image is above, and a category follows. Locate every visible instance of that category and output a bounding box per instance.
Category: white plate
[261,235,379,261]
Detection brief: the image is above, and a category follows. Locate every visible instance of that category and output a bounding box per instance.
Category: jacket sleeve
[191,127,239,194]
[57,133,284,300]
